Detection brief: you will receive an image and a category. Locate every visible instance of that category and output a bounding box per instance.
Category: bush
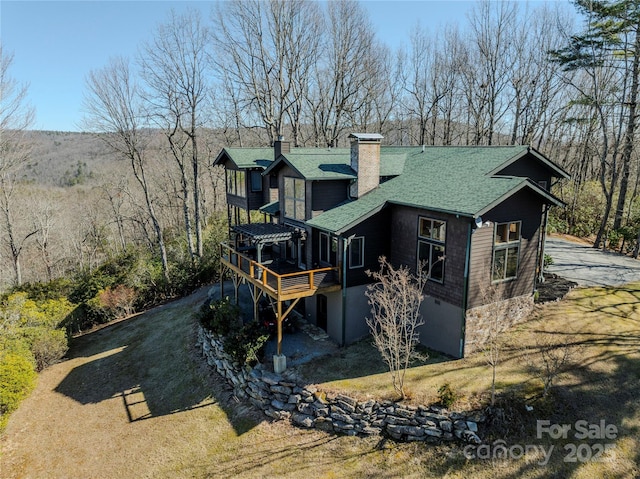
[0,347,37,431]
[98,285,137,318]
[437,383,459,408]
[543,254,554,269]
[9,278,74,302]
[199,297,241,337]
[22,327,68,372]
[69,251,138,304]
[224,321,270,366]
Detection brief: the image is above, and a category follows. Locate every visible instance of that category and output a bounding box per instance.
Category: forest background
[1,0,640,427]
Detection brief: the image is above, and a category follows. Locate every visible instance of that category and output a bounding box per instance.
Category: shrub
[22,327,68,372]
[543,254,554,269]
[9,278,74,302]
[224,321,270,366]
[437,383,459,408]
[0,348,37,431]
[98,285,137,319]
[199,297,241,337]
[69,251,138,304]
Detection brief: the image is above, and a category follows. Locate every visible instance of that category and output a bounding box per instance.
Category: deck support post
[232,273,241,305]
[276,301,283,356]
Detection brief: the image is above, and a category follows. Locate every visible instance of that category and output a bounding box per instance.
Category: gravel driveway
[545,237,640,287]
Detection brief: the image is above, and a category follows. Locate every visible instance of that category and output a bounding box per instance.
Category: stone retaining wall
[464,294,535,356]
[196,326,483,444]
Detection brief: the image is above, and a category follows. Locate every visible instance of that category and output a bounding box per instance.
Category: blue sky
[1,1,567,132]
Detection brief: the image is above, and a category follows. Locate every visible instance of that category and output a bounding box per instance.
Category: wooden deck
[220,243,341,302]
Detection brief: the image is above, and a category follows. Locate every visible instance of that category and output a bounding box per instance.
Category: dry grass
[299,283,640,478]
[1,283,639,478]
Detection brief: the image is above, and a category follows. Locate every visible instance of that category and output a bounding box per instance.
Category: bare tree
[365,257,429,400]
[478,286,510,407]
[211,0,321,145]
[0,46,36,286]
[463,1,517,145]
[83,57,170,284]
[307,0,375,147]
[552,0,640,248]
[29,191,59,282]
[141,8,211,260]
[400,24,449,146]
[527,332,580,397]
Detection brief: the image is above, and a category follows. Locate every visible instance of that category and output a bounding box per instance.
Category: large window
[284,177,305,220]
[226,169,246,197]
[349,237,365,269]
[417,217,445,282]
[492,221,521,281]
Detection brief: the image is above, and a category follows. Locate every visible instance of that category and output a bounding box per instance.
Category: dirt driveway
[545,237,640,287]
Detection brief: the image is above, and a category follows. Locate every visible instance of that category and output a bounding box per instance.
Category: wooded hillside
[21,131,123,187]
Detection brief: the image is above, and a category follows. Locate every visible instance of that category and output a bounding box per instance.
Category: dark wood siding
[246,168,265,210]
[389,205,471,308]
[467,188,544,308]
[311,180,349,217]
[495,155,553,190]
[343,208,392,287]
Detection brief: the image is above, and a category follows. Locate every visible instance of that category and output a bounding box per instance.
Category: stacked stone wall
[464,294,534,356]
[196,326,483,444]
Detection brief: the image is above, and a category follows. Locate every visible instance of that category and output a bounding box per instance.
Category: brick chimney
[274,136,290,160]
[349,133,383,198]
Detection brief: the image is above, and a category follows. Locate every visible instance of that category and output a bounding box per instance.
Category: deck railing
[220,243,340,300]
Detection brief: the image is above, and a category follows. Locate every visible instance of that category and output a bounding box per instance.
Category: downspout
[342,237,348,347]
[341,234,355,347]
[460,221,473,358]
[536,204,550,287]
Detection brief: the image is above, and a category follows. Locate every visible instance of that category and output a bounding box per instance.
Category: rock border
[196,326,482,444]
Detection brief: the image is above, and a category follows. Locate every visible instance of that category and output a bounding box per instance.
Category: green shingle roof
[214,143,565,235]
[214,147,273,169]
[272,149,356,180]
[215,144,409,180]
[307,146,564,234]
[259,200,280,216]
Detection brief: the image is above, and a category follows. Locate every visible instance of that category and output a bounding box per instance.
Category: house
[213,134,569,366]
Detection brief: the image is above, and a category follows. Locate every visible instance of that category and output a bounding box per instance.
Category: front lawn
[297,283,640,477]
[2,283,638,478]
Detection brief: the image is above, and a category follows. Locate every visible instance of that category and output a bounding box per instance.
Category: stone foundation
[464,294,535,356]
[196,326,483,444]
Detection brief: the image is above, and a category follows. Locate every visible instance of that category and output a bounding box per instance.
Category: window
[417,217,445,282]
[349,237,365,269]
[250,171,262,192]
[226,169,246,197]
[284,177,305,220]
[492,221,521,281]
[319,232,330,264]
